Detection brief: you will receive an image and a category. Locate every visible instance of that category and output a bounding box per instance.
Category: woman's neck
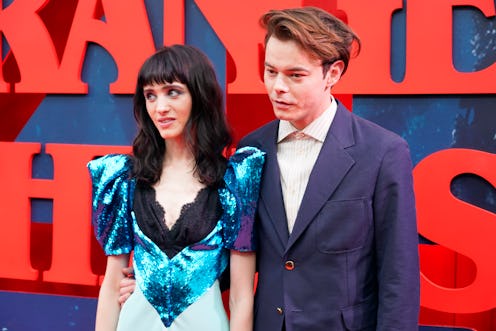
[156,139,202,191]
[163,138,195,171]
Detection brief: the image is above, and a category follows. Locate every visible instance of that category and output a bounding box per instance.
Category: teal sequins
[87,147,265,327]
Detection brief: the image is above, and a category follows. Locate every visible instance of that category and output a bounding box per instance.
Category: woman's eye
[144,93,156,101]
[168,89,181,97]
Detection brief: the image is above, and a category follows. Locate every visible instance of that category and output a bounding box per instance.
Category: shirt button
[276,307,284,315]
[285,260,295,270]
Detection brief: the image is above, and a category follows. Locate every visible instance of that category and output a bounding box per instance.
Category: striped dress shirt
[277,99,337,233]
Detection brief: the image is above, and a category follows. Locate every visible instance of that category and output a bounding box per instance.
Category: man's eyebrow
[264,62,310,72]
[288,66,309,72]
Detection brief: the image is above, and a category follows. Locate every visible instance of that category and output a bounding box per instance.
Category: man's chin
[273,109,292,121]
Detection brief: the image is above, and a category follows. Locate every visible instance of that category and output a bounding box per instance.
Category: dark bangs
[137,48,189,88]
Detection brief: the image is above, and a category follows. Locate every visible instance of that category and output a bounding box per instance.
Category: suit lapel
[258,123,290,249]
[286,105,355,251]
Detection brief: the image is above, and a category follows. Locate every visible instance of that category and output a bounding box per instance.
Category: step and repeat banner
[0,0,495,330]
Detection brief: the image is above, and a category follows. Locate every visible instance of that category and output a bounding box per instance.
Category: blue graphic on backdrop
[1,1,225,330]
[355,7,496,217]
[1,2,494,330]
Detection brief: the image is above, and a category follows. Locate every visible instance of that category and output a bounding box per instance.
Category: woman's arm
[229,250,256,331]
[95,254,130,331]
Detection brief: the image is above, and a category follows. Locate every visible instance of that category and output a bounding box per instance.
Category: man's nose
[273,74,289,93]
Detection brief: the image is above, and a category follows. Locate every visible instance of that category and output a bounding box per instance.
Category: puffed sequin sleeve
[222,146,265,252]
[87,154,134,256]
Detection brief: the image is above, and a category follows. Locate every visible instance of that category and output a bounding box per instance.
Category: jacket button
[276,307,283,315]
[285,260,295,270]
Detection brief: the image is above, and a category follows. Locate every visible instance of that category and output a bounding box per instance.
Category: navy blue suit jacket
[238,102,420,331]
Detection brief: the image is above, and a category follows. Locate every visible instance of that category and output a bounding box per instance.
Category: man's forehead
[265,43,321,71]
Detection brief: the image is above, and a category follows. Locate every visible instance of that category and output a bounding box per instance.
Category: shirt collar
[277,97,337,143]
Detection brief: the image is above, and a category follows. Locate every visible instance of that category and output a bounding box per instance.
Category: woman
[88,45,264,331]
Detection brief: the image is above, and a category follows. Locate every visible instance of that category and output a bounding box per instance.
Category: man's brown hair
[260,6,361,75]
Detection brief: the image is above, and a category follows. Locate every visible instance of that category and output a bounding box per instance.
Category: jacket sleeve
[374,138,420,330]
[87,154,134,256]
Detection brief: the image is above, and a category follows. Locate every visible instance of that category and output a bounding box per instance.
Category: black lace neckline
[150,186,209,232]
[134,183,222,258]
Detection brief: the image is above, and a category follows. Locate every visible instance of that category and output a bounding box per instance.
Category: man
[237,6,420,331]
[119,6,420,330]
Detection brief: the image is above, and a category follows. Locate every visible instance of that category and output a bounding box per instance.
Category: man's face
[263,36,336,130]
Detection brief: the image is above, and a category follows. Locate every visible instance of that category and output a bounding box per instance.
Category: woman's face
[143,81,193,142]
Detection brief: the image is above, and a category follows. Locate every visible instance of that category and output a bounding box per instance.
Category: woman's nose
[156,95,170,112]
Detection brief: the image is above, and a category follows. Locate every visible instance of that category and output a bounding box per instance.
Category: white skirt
[117,280,229,331]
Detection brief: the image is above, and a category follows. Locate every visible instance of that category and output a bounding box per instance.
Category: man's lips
[273,99,292,109]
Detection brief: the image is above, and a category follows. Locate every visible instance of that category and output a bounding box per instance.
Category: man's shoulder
[343,107,407,144]
[239,120,279,148]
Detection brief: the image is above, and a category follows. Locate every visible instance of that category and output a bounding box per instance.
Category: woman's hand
[118,266,136,306]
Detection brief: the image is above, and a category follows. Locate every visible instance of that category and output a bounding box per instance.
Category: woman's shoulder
[220,146,264,252]
[227,146,265,168]
[87,154,133,181]
[223,146,265,193]
[89,154,135,255]
[87,153,132,170]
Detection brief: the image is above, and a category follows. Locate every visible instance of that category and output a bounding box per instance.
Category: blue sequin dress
[88,147,265,331]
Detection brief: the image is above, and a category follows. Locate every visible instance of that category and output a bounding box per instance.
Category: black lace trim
[134,183,222,258]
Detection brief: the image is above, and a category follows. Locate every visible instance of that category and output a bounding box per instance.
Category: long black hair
[131,45,232,187]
